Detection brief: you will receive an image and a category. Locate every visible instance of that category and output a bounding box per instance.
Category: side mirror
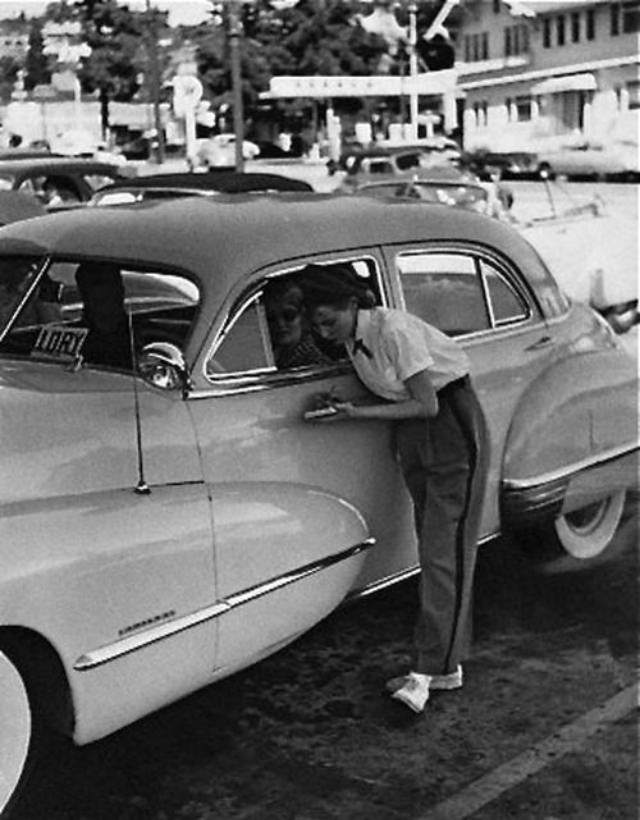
[138,342,189,392]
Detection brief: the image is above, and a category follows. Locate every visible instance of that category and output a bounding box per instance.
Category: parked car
[0,195,637,816]
[537,139,640,180]
[196,134,261,167]
[349,176,491,213]
[343,163,516,217]
[90,170,314,206]
[328,138,461,177]
[463,149,541,180]
[0,157,136,211]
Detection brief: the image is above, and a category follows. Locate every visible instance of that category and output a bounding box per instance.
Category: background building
[456,0,639,150]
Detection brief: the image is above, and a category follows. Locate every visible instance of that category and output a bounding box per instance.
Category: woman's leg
[396,380,488,676]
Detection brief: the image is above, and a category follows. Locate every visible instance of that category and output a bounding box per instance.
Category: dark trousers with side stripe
[394,376,489,676]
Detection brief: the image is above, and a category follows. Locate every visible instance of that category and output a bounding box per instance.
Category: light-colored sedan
[537,140,640,180]
[0,195,637,816]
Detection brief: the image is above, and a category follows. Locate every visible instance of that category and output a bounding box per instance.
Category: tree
[196,0,387,126]
[24,21,52,91]
[75,0,146,137]
[0,55,21,105]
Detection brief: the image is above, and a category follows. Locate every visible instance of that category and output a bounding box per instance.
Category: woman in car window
[265,278,337,369]
[301,264,489,714]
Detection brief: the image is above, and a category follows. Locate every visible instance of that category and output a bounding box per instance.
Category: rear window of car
[396,250,531,335]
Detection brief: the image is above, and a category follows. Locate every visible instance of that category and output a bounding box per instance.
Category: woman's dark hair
[299,263,376,312]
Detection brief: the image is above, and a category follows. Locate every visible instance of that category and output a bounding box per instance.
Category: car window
[366,159,394,175]
[480,259,529,325]
[207,257,381,380]
[209,295,274,376]
[396,252,490,336]
[395,152,422,171]
[84,173,119,191]
[0,256,200,372]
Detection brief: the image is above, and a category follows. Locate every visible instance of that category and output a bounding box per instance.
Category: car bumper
[501,443,639,527]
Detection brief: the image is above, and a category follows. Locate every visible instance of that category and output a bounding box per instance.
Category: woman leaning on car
[301,264,489,714]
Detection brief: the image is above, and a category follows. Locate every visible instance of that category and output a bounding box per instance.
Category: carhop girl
[301,263,489,714]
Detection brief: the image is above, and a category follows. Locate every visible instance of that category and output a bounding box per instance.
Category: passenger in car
[75,262,133,370]
[301,263,489,714]
[264,278,337,369]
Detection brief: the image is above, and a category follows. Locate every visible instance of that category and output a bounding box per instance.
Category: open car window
[206,257,381,381]
[0,255,200,372]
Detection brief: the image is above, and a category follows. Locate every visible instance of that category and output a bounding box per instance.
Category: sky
[0,0,212,26]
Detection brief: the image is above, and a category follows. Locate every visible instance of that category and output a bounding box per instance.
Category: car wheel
[0,651,34,817]
[524,491,628,572]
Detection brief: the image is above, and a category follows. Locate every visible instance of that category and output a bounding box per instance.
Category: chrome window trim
[188,362,352,400]
[393,243,536,338]
[198,253,384,391]
[73,537,376,671]
[502,441,640,491]
[479,257,531,327]
[0,255,49,343]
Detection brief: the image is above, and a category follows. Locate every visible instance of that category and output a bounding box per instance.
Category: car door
[381,243,558,537]
[186,251,418,675]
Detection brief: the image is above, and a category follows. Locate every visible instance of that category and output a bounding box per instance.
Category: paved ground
[13,509,638,820]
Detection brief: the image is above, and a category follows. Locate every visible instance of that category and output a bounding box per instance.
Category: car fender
[501,348,639,526]
[208,482,375,677]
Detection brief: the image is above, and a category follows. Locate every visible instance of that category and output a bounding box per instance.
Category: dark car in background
[463,149,541,180]
[0,157,136,209]
[0,190,46,227]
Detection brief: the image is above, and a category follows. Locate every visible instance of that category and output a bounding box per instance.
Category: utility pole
[227,0,245,172]
[146,0,165,164]
[408,1,418,141]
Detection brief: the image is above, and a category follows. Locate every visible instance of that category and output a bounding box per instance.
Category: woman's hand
[331,400,357,418]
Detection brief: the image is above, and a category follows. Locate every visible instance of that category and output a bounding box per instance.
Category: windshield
[0,255,47,338]
[0,255,200,372]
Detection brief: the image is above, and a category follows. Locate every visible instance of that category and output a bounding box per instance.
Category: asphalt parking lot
[13,507,638,820]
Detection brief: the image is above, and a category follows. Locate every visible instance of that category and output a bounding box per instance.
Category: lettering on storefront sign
[268,70,457,99]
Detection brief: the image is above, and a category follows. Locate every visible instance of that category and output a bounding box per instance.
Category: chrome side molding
[74,538,375,671]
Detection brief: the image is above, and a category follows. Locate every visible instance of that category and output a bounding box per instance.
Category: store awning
[531,73,597,94]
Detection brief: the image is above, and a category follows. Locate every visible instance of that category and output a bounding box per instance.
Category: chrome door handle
[525,335,552,352]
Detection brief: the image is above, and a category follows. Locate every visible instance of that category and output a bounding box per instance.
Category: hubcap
[564,499,609,535]
[0,652,31,812]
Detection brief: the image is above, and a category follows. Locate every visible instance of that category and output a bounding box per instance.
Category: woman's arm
[331,369,439,421]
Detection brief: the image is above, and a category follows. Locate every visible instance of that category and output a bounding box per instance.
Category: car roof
[98,171,313,193]
[0,193,557,353]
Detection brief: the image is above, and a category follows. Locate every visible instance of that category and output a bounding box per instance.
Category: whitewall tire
[553,491,627,561]
[0,651,33,817]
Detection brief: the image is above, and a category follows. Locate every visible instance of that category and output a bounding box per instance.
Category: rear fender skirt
[501,442,639,527]
[73,537,375,671]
